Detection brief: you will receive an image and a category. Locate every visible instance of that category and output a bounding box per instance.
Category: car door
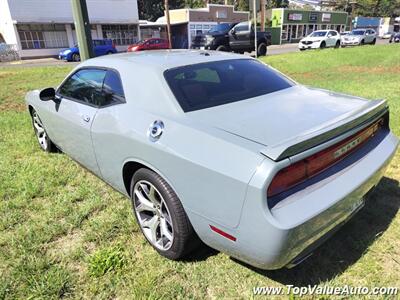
[229,22,251,50]
[366,30,374,43]
[154,39,162,49]
[90,69,127,185]
[49,68,107,176]
[328,31,337,46]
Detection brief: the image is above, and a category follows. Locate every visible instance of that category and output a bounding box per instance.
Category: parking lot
[0,38,392,68]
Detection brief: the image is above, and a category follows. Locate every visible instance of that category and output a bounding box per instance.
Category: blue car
[58,39,117,62]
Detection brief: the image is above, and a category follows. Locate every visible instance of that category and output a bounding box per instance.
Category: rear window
[164,59,294,112]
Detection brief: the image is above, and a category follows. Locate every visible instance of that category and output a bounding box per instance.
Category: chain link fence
[0,44,20,62]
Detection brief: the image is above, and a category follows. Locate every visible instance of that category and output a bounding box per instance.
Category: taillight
[112,41,116,48]
[267,118,383,199]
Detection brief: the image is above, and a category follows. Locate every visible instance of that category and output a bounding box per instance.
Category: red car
[127,38,169,52]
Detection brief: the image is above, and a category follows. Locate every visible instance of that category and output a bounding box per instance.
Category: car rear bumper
[341,40,360,46]
[190,131,398,270]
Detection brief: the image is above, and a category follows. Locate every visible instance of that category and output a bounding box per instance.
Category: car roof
[79,49,250,72]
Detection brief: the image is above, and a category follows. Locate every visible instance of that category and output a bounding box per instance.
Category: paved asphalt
[0,39,392,68]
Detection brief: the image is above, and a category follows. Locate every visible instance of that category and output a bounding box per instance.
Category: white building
[0,0,139,58]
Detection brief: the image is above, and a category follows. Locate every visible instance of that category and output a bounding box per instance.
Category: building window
[102,24,138,45]
[17,24,68,49]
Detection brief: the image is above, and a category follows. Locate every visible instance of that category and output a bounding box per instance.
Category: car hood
[187,85,377,157]
[206,32,227,38]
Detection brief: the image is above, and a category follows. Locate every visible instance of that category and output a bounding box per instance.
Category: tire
[106,51,113,55]
[31,109,57,153]
[130,168,200,260]
[361,39,365,45]
[216,45,228,52]
[371,38,376,45]
[72,53,80,62]
[257,42,267,56]
[334,41,340,48]
[320,41,326,49]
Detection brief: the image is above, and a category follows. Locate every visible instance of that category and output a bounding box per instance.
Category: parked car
[205,21,271,56]
[298,30,341,50]
[389,32,400,43]
[380,32,393,39]
[341,29,377,46]
[191,34,206,49]
[26,51,398,270]
[127,38,169,52]
[58,39,117,62]
[204,23,237,51]
[340,31,351,36]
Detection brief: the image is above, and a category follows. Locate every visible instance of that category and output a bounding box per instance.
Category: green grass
[0,45,399,299]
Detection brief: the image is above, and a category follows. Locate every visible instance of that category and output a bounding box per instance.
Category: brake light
[267,119,383,199]
[112,41,116,48]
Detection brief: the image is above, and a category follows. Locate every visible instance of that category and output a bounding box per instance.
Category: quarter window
[103,70,125,105]
[58,69,106,106]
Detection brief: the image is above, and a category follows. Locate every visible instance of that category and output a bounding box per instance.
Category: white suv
[299,30,341,51]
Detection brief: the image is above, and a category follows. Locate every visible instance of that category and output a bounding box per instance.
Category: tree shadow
[234,176,400,285]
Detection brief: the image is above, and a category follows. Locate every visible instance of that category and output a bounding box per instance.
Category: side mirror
[327,34,332,38]
[39,87,55,101]
[230,28,236,35]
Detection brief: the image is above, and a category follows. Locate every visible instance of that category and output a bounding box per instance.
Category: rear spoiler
[260,99,389,161]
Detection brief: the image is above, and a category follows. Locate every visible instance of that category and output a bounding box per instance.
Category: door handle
[82,115,90,122]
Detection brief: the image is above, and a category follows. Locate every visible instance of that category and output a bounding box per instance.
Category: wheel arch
[28,105,34,115]
[122,159,178,199]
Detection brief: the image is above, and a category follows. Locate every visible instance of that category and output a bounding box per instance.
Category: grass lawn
[0,45,399,299]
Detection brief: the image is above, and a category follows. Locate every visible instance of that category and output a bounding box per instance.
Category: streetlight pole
[70,0,94,60]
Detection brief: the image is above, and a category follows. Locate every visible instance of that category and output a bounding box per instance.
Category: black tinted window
[58,69,106,106]
[103,70,125,104]
[164,59,294,112]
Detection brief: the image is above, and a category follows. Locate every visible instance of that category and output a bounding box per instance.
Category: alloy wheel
[32,111,48,150]
[133,180,174,251]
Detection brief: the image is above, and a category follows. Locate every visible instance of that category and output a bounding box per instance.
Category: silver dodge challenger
[26,50,398,270]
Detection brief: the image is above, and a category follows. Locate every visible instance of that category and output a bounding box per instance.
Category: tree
[137,0,185,21]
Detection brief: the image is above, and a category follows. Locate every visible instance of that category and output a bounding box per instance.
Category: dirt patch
[0,101,26,112]
[339,65,400,74]
[47,230,84,258]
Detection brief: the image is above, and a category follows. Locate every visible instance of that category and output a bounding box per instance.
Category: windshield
[309,31,327,37]
[164,59,294,112]
[352,30,365,35]
[209,23,232,33]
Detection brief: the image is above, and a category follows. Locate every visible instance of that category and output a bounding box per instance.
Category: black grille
[302,41,312,45]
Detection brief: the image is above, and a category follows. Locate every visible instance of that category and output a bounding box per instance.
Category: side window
[329,31,337,36]
[58,69,106,106]
[234,22,249,32]
[102,70,125,105]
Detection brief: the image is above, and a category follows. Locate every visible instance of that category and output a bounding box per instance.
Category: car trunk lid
[187,85,388,161]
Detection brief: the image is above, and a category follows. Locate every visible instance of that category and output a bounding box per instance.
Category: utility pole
[165,0,172,49]
[260,0,265,31]
[70,0,94,61]
[253,0,257,58]
[350,0,357,30]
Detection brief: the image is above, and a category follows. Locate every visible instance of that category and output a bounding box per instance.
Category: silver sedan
[26,50,398,269]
